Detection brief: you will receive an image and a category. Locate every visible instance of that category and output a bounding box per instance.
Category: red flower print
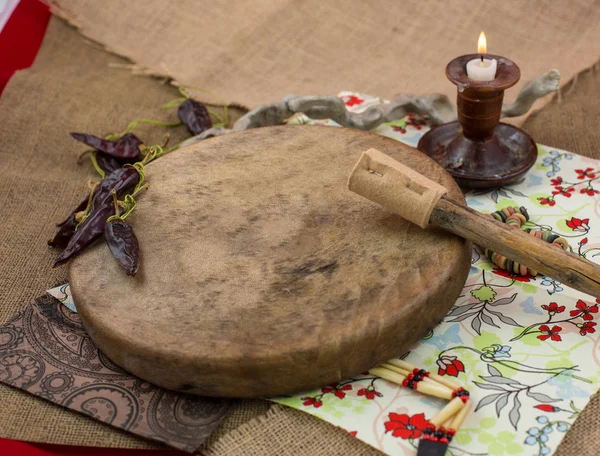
[321,383,352,399]
[342,95,364,107]
[405,116,425,131]
[301,396,322,408]
[580,237,589,246]
[579,321,597,336]
[340,427,358,437]
[570,299,598,320]
[552,186,575,198]
[384,412,432,439]
[576,168,596,179]
[538,197,556,207]
[550,177,563,186]
[492,268,534,282]
[535,404,560,412]
[392,125,407,134]
[537,325,562,341]
[357,386,383,400]
[566,217,590,232]
[436,355,465,377]
[580,187,599,196]
[542,302,565,315]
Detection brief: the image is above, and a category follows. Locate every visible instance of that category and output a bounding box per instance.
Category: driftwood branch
[180,69,560,148]
[501,69,560,118]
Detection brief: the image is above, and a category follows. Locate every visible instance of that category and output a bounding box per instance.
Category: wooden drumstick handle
[349,148,600,297]
[430,198,600,297]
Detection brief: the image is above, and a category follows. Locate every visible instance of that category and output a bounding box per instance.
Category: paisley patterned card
[0,294,229,453]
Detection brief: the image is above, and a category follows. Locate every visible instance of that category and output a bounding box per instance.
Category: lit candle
[466,32,497,81]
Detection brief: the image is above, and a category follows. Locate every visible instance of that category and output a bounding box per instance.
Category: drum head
[70,125,471,397]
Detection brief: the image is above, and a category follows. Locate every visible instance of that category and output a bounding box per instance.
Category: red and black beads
[401,368,430,389]
[422,425,456,443]
[452,386,470,403]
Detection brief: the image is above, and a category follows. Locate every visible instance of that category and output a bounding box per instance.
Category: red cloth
[0,438,187,455]
[0,0,50,95]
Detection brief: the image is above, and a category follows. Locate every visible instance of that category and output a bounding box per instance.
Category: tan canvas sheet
[2,13,600,456]
[49,0,600,116]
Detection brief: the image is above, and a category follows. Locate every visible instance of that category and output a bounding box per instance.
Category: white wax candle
[466,57,497,81]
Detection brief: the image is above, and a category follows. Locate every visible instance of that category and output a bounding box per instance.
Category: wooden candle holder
[417,54,537,189]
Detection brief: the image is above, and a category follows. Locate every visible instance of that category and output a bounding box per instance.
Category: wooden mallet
[348,149,600,297]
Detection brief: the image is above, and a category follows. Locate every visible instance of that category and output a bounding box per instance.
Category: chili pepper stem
[130,183,149,198]
[106,119,182,141]
[77,149,93,164]
[75,186,99,228]
[160,97,187,110]
[89,152,106,179]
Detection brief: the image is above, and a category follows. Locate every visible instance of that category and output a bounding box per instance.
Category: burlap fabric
[48,0,600,114]
[523,61,600,158]
[0,17,266,451]
[2,15,600,456]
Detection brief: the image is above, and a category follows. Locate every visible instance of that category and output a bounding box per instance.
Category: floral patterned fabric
[272,92,600,456]
[47,283,76,312]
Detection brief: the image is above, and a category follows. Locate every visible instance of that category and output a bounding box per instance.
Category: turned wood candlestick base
[417,54,537,189]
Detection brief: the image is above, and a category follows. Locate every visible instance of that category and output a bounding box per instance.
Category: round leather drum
[69,125,471,397]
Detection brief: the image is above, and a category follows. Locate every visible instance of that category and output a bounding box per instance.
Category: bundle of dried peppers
[49,90,218,276]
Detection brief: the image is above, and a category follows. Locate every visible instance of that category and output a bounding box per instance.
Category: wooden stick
[380,363,452,391]
[348,149,600,298]
[385,359,461,391]
[449,398,472,431]
[369,367,453,400]
[429,397,464,427]
[430,197,600,297]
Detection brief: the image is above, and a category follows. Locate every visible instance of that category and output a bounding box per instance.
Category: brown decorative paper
[0,294,230,453]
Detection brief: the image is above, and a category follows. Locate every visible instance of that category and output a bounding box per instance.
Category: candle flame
[478,31,487,54]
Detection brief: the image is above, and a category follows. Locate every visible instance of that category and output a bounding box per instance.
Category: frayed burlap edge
[45,1,251,112]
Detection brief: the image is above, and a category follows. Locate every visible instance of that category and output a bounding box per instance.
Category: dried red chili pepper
[70,132,144,160]
[48,215,78,249]
[104,219,140,276]
[177,98,212,135]
[52,167,140,268]
[94,151,126,174]
[49,190,96,248]
[54,194,89,228]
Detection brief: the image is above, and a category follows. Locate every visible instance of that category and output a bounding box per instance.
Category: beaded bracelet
[484,206,569,276]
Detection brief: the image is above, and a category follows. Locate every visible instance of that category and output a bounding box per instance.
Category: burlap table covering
[47,0,600,116]
[1,16,600,456]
